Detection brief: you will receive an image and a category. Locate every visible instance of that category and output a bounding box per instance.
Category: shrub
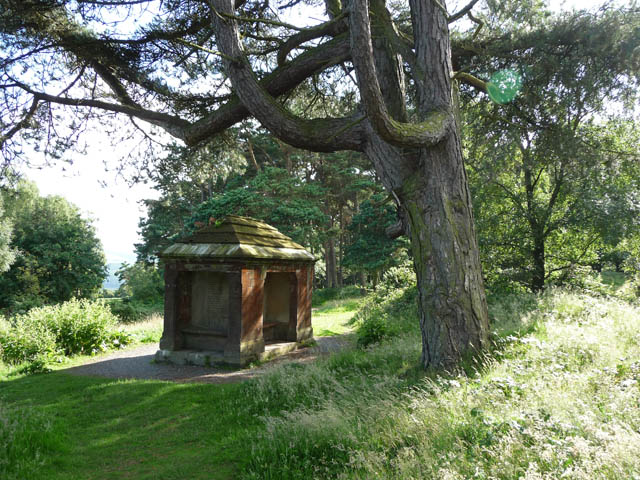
[352,277,419,347]
[0,315,58,365]
[0,299,131,367]
[357,312,396,347]
[378,263,416,293]
[107,298,148,323]
[43,299,130,355]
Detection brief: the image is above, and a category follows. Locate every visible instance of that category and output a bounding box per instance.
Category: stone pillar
[224,270,243,364]
[296,265,314,342]
[159,263,181,350]
[287,272,298,341]
[224,268,265,365]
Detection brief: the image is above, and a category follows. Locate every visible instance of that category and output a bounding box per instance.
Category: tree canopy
[0,180,107,312]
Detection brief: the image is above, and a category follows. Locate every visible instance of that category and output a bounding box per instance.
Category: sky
[17,0,615,266]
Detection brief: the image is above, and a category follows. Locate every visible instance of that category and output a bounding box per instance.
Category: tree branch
[0,97,40,150]
[210,7,308,31]
[448,0,480,23]
[276,11,348,66]
[91,62,139,107]
[206,0,363,152]
[349,0,452,148]
[453,71,487,92]
[15,82,189,139]
[186,32,352,145]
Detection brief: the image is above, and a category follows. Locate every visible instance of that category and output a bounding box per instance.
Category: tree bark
[365,132,489,368]
[357,0,489,369]
[522,147,546,292]
[531,233,546,292]
[325,237,338,288]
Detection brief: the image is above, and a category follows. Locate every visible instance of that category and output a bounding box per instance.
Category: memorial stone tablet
[191,272,229,332]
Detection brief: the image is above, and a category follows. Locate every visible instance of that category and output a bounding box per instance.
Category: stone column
[159,263,180,350]
[296,265,314,342]
[224,270,243,364]
[224,268,265,365]
[287,271,298,342]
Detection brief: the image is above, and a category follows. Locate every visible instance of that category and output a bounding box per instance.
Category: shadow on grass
[59,348,261,384]
[0,371,254,480]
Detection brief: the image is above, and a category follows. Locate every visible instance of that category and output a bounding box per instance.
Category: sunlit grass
[313,297,363,337]
[122,312,163,344]
[2,285,639,479]
[244,288,640,479]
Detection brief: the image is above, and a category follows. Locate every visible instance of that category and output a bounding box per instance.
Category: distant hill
[103,263,122,291]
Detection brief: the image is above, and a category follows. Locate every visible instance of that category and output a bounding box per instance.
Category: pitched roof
[160,215,314,262]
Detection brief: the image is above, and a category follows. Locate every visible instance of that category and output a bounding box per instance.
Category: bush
[0,315,57,365]
[107,298,149,323]
[0,299,131,367]
[357,312,396,347]
[377,263,416,293]
[353,273,419,347]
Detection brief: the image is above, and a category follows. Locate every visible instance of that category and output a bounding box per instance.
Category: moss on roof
[160,215,314,261]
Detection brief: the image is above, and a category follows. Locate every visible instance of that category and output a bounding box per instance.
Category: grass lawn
[311,297,362,336]
[1,375,251,479]
[2,286,640,479]
[0,296,363,480]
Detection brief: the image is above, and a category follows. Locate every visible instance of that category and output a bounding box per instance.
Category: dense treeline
[0,180,107,313]
[130,114,640,295]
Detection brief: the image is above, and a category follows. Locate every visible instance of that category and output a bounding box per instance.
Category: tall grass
[242,286,640,479]
[0,402,66,480]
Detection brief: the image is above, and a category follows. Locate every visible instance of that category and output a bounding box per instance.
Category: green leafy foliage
[0,197,16,273]
[188,166,327,248]
[0,299,130,367]
[115,262,163,305]
[0,180,107,312]
[106,298,148,323]
[343,193,408,281]
[458,3,640,292]
[353,265,419,346]
[0,313,57,366]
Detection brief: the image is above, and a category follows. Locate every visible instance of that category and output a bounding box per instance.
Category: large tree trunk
[403,138,489,369]
[359,0,489,369]
[366,135,489,369]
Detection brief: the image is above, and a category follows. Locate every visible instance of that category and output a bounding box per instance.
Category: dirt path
[62,335,353,384]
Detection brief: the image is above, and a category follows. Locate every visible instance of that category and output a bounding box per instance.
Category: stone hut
[155,215,315,366]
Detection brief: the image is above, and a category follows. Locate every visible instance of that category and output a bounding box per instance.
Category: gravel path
[63,335,353,384]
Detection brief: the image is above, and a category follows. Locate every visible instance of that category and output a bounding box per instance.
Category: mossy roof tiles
[160,215,314,262]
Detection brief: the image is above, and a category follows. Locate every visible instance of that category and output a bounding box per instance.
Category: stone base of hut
[155,340,300,367]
